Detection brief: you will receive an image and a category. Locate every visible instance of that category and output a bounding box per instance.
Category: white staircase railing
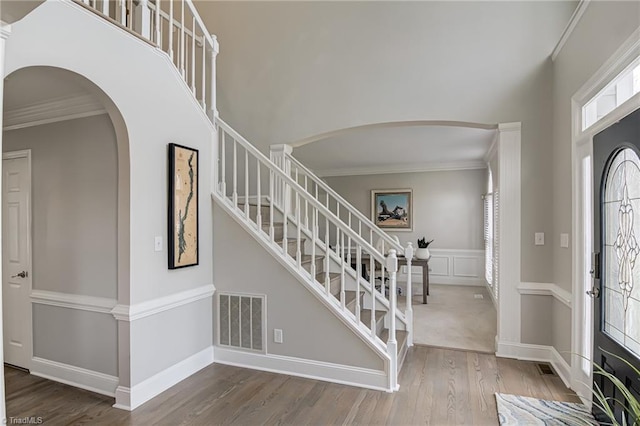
[270,145,405,257]
[76,0,219,119]
[214,118,411,390]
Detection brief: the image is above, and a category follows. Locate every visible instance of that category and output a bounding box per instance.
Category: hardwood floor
[6,346,581,425]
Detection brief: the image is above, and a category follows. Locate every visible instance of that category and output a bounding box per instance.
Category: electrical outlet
[154,236,163,252]
[534,232,545,246]
[560,233,570,248]
[274,329,283,344]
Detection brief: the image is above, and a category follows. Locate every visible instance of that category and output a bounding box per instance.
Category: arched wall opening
[2,65,130,396]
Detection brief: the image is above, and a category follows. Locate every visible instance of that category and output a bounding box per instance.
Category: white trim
[113,346,214,411]
[0,21,12,40]
[111,284,215,321]
[398,249,485,288]
[214,346,390,392]
[551,0,590,62]
[496,342,572,389]
[30,290,116,314]
[30,356,118,397]
[496,123,522,348]
[315,160,487,178]
[517,282,572,308]
[3,94,107,131]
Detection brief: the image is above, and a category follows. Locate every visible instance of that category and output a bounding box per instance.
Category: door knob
[11,271,27,279]
[586,287,600,298]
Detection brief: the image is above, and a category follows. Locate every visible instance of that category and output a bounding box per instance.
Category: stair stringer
[213,194,395,391]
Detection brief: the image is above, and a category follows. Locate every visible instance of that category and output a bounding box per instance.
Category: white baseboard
[496,341,572,390]
[30,357,118,397]
[214,346,389,392]
[114,346,214,411]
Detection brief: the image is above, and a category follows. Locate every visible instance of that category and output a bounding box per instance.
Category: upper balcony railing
[76,0,218,120]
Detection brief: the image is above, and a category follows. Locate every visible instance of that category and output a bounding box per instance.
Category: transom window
[583,57,640,131]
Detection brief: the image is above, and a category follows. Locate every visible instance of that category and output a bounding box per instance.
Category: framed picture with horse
[371,189,412,231]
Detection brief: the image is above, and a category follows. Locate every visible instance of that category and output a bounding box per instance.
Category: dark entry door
[593,107,640,424]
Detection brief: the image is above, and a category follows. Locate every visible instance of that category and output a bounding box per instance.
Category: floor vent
[536,363,555,375]
[218,293,265,352]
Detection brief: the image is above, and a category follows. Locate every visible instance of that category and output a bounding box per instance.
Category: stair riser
[262,223,284,241]
[282,240,305,258]
[303,257,325,276]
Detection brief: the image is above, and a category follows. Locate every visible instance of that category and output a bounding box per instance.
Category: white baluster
[102,0,110,16]
[134,0,151,38]
[256,161,262,228]
[119,0,127,26]
[296,191,302,268]
[220,131,226,195]
[269,169,274,241]
[404,242,414,346]
[212,125,219,197]
[201,35,206,109]
[180,0,185,77]
[325,215,330,295]
[154,0,160,45]
[355,246,362,323]
[304,175,309,229]
[340,232,346,310]
[386,249,398,390]
[232,138,237,207]
[370,250,376,338]
[244,148,249,219]
[311,208,317,280]
[168,0,173,60]
[335,204,340,253]
[282,179,289,256]
[191,17,196,94]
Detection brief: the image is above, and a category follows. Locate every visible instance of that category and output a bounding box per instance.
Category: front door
[2,151,32,370]
[593,107,640,424]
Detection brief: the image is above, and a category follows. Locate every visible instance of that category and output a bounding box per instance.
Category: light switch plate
[534,232,545,246]
[154,236,163,252]
[560,233,569,248]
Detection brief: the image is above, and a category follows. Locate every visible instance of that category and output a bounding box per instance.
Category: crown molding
[3,94,107,131]
[552,0,590,62]
[0,21,12,39]
[315,160,487,178]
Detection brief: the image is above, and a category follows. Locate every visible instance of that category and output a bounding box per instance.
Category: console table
[398,257,430,304]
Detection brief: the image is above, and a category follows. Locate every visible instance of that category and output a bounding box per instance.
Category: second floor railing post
[270,144,293,211]
[133,0,151,40]
[208,35,219,121]
[404,242,414,347]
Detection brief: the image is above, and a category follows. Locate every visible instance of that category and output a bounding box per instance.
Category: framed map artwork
[168,143,199,269]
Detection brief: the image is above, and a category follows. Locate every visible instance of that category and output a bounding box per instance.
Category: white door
[2,151,32,370]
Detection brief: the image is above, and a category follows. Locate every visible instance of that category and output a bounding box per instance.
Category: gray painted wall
[4,115,117,299]
[3,114,118,376]
[213,202,384,371]
[198,0,577,284]
[324,169,486,250]
[521,295,552,346]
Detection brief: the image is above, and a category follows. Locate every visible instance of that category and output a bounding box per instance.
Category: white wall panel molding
[551,0,591,61]
[3,94,107,131]
[398,249,485,287]
[496,342,572,389]
[214,346,389,392]
[114,346,214,411]
[111,284,215,322]
[518,282,572,308]
[316,160,487,178]
[31,289,117,314]
[31,356,118,397]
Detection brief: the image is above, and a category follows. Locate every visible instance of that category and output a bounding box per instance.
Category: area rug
[495,393,598,425]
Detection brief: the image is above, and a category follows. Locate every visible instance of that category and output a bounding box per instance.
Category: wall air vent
[218,293,265,352]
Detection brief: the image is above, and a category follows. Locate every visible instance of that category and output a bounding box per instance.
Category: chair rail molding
[31,289,117,314]
[111,284,215,322]
[517,282,572,308]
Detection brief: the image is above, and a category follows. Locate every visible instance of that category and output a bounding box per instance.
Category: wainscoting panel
[399,249,485,288]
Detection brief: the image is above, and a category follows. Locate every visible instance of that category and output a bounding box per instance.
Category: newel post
[133,0,152,40]
[208,35,220,121]
[270,144,293,211]
[404,242,414,346]
[386,249,398,391]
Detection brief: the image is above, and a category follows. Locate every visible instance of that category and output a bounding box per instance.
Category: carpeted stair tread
[360,309,385,325]
[300,255,324,264]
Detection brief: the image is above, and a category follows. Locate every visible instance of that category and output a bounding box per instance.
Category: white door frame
[2,149,33,370]
[570,27,640,403]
